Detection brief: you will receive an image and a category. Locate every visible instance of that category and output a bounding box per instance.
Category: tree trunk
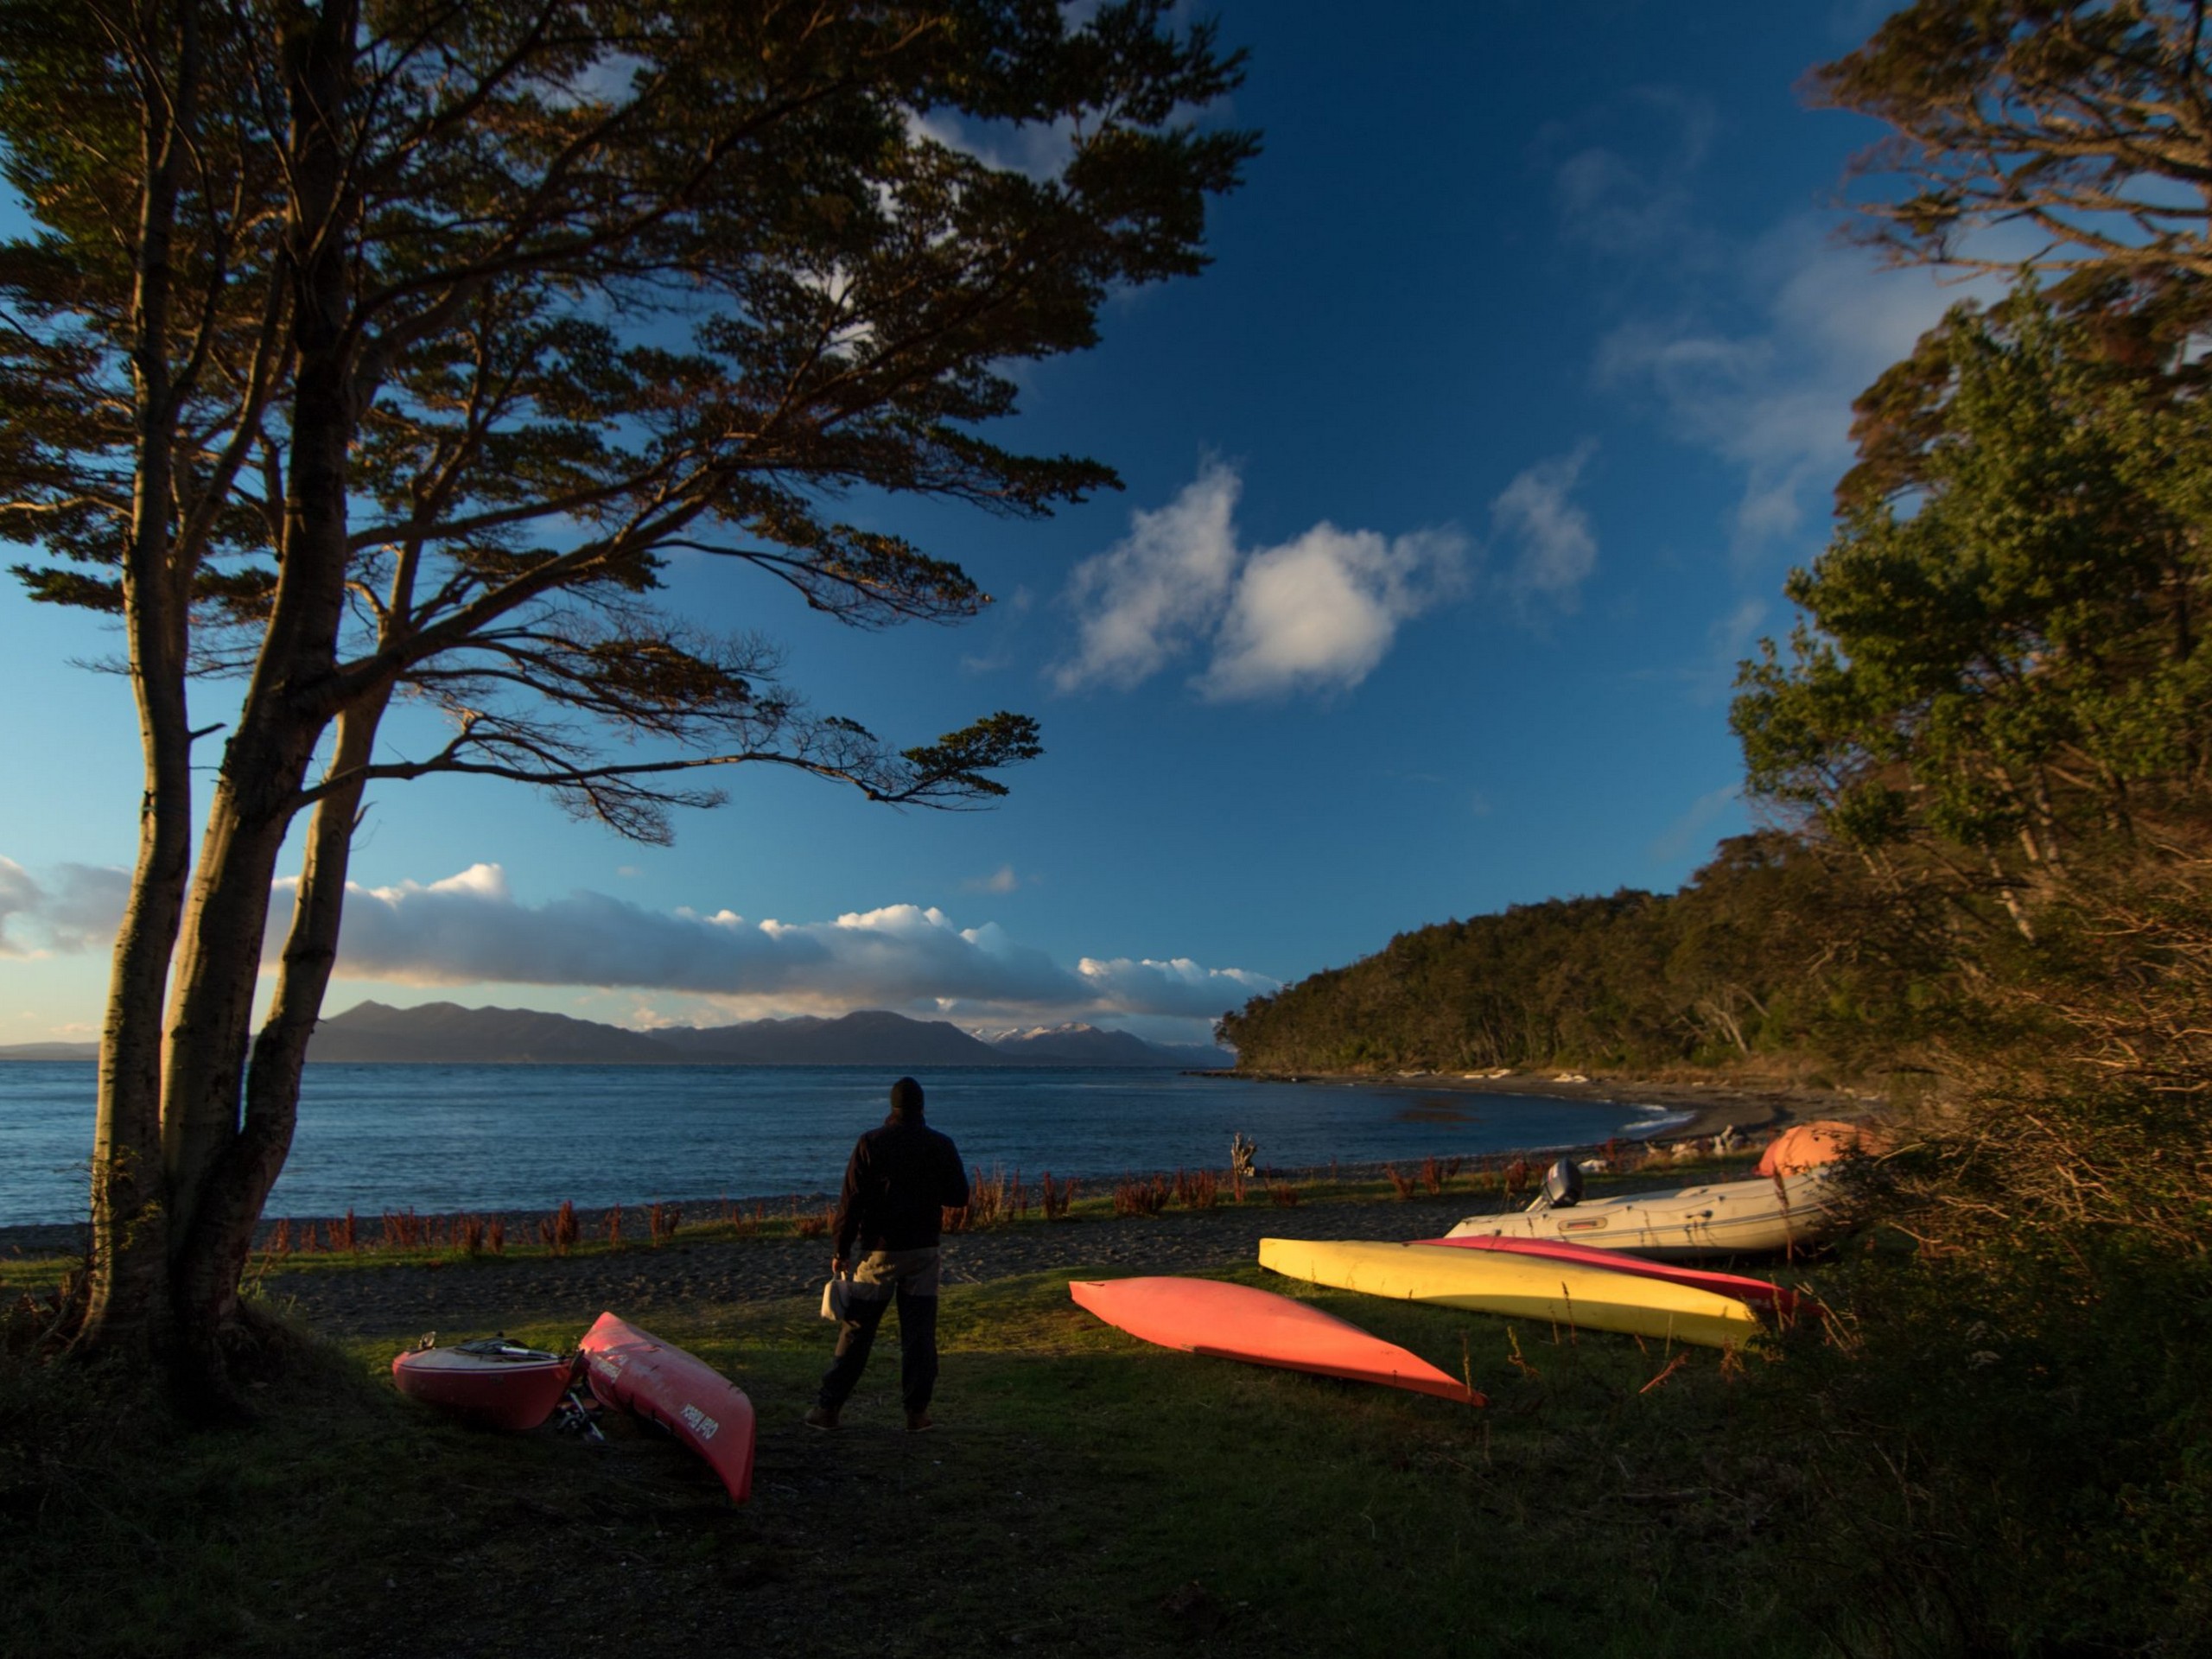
[157,0,362,1412]
[79,0,201,1364]
[170,690,390,1367]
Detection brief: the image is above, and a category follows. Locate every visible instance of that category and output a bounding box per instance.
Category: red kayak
[391,1339,573,1430]
[579,1312,756,1503]
[1408,1233,1812,1320]
[1071,1276,1484,1405]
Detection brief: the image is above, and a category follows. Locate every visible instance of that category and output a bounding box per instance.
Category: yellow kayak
[1256,1237,1762,1350]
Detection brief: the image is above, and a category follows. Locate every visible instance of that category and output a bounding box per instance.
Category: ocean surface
[0,1063,1694,1227]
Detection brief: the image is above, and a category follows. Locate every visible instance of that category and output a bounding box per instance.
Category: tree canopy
[1216,834,1923,1080]
[1732,283,2212,938]
[1809,0,2212,277]
[0,0,1253,1407]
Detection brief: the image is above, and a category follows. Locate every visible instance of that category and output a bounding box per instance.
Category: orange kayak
[1070,1276,1484,1405]
[1408,1234,1813,1321]
[580,1312,756,1503]
[391,1340,573,1431]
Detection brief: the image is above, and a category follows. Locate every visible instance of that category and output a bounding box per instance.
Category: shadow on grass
[4,1268,1847,1659]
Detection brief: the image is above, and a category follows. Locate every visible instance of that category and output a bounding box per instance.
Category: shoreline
[1217,1067,1882,1142]
[0,1072,1885,1259]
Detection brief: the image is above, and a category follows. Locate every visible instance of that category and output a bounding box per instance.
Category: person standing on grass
[807,1076,970,1433]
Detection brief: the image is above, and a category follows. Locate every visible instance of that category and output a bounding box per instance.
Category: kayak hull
[1071,1275,1481,1404]
[1441,1169,1840,1260]
[1258,1237,1762,1349]
[1408,1233,1811,1320]
[390,1347,571,1431]
[580,1312,756,1503]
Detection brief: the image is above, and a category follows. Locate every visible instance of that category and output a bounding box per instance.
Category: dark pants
[817,1248,940,1413]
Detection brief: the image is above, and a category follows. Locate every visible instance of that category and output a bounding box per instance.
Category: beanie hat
[888,1076,925,1119]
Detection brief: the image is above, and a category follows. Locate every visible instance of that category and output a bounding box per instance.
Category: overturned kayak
[1071,1276,1482,1404]
[580,1312,756,1503]
[1258,1238,1762,1350]
[1441,1168,1841,1260]
[1407,1233,1813,1321]
[391,1338,573,1431]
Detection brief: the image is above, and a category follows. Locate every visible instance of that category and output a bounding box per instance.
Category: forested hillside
[1217,832,1927,1079]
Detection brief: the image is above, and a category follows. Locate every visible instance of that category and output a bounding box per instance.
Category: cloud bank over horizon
[0,856,1277,1036]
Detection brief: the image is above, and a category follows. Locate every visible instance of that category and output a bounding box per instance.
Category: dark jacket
[832,1115,969,1257]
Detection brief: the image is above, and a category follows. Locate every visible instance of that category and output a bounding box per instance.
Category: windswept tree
[1809,0,2212,278]
[1728,22,2212,1629]
[1732,285,2212,940]
[0,0,1252,1408]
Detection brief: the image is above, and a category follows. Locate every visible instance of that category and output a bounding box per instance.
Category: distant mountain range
[0,1002,1232,1067]
[307,1002,1230,1066]
[0,1041,99,1061]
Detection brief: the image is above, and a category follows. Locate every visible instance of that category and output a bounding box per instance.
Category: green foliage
[0,0,1259,827]
[1732,287,2212,928]
[1218,832,1926,1078]
[1729,27,2212,1626]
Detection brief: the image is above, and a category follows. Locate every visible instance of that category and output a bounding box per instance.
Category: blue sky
[0,3,1942,1047]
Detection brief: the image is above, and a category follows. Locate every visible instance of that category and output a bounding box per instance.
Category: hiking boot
[804,1405,840,1432]
[905,1409,934,1433]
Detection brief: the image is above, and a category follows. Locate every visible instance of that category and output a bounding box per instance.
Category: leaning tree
[1809,0,2212,279]
[0,0,1252,1409]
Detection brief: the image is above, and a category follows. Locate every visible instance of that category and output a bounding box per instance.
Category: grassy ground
[2,1244,1847,1659]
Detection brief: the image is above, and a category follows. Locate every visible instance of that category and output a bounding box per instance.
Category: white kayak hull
[1442,1168,1840,1259]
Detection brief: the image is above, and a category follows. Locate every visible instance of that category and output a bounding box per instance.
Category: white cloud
[1054,461,1243,691]
[1552,89,1719,257]
[1200,523,1467,700]
[906,108,1079,184]
[1594,217,1978,558]
[1647,783,1745,865]
[1056,461,1466,700]
[1548,87,1716,261]
[1077,955,1277,1019]
[1491,442,1599,608]
[963,864,1022,895]
[0,857,130,957]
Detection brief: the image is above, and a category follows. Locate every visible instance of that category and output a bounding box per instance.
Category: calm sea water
[0,1063,1692,1226]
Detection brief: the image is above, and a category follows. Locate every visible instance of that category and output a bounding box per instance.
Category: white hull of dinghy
[1441,1168,1840,1259]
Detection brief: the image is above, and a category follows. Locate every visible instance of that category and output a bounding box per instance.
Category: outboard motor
[1541,1155,1584,1208]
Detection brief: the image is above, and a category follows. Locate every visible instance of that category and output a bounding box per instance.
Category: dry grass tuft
[537,1199,580,1256]
[1040,1171,1079,1218]
[1113,1175,1170,1217]
[1173,1167,1220,1210]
